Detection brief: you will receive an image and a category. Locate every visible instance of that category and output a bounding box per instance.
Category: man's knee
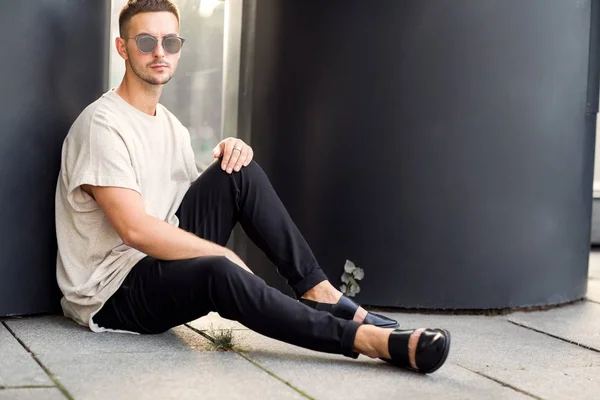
[241,160,263,176]
[191,255,242,279]
[203,160,231,179]
[199,159,260,180]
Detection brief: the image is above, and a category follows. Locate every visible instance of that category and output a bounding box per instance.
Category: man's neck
[115,74,163,116]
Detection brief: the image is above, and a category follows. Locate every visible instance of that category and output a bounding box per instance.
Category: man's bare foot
[301,281,369,323]
[354,325,425,367]
[353,325,394,358]
[301,280,342,304]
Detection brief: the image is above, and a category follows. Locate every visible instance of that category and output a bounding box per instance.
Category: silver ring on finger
[233,146,242,152]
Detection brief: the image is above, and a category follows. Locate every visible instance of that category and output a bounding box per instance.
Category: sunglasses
[129,34,185,55]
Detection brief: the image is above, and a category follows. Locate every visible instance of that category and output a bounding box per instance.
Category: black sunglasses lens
[163,37,183,54]
[137,36,156,53]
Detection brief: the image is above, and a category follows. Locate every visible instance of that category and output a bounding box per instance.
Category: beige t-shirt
[55,90,200,331]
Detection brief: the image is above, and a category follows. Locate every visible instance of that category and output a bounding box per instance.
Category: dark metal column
[239,0,599,309]
[0,1,110,316]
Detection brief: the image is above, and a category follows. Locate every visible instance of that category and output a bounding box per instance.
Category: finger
[213,144,222,159]
[214,139,226,159]
[227,143,243,173]
[221,140,235,171]
[234,147,249,171]
[243,147,254,167]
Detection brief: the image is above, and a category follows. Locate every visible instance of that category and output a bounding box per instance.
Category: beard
[129,59,174,86]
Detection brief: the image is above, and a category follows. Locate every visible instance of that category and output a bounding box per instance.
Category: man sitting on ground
[55,0,451,374]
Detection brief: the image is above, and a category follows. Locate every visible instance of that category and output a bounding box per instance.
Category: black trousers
[94,161,360,358]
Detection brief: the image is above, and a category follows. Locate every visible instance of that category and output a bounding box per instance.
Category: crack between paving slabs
[507,320,600,354]
[586,298,600,305]
[1,321,75,400]
[455,363,545,400]
[184,323,315,400]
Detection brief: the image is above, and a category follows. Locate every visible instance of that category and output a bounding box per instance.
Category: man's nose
[153,40,166,58]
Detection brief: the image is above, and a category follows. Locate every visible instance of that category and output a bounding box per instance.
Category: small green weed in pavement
[207,326,236,351]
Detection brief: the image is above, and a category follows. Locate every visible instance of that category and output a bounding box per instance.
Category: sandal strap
[387,329,414,369]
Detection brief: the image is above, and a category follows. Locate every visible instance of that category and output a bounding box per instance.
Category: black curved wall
[0,1,109,316]
[241,0,599,308]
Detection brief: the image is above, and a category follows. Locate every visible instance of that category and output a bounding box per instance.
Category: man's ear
[115,37,128,60]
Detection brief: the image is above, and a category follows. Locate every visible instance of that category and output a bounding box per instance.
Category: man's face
[122,11,181,86]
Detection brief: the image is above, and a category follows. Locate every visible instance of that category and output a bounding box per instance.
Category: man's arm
[82,184,251,271]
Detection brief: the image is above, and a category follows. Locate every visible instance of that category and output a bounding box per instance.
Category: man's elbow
[120,218,148,249]
[122,228,140,248]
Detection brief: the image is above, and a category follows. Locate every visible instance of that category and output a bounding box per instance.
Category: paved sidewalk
[2,254,600,399]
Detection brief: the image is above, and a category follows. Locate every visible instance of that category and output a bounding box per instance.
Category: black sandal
[299,295,399,328]
[381,328,451,373]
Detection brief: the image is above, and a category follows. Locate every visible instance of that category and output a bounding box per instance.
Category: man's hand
[224,251,254,275]
[212,137,254,174]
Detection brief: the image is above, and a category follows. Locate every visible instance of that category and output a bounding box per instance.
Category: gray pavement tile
[188,312,247,331]
[589,251,600,280]
[4,316,210,355]
[0,388,64,400]
[0,324,53,387]
[587,278,600,303]
[508,301,600,351]
[589,251,600,303]
[381,311,600,399]
[483,366,600,400]
[38,350,303,400]
[227,330,530,400]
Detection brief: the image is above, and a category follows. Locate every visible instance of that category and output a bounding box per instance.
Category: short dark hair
[119,0,180,38]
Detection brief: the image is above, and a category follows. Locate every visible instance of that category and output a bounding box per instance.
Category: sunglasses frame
[129,34,186,55]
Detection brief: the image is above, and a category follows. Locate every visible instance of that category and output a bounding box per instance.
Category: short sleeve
[63,108,140,212]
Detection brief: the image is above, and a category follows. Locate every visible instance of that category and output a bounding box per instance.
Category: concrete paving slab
[587,278,600,303]
[39,350,303,400]
[4,316,210,355]
[0,323,53,387]
[508,302,600,351]
[589,251,600,279]
[588,251,600,303]
[483,366,600,400]
[380,311,600,399]
[222,329,530,400]
[188,312,247,331]
[0,388,64,400]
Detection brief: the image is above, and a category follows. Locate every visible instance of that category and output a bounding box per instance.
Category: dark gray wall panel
[0,1,109,316]
[241,0,598,308]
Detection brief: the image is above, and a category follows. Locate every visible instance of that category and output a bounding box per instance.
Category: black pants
[94,161,360,358]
